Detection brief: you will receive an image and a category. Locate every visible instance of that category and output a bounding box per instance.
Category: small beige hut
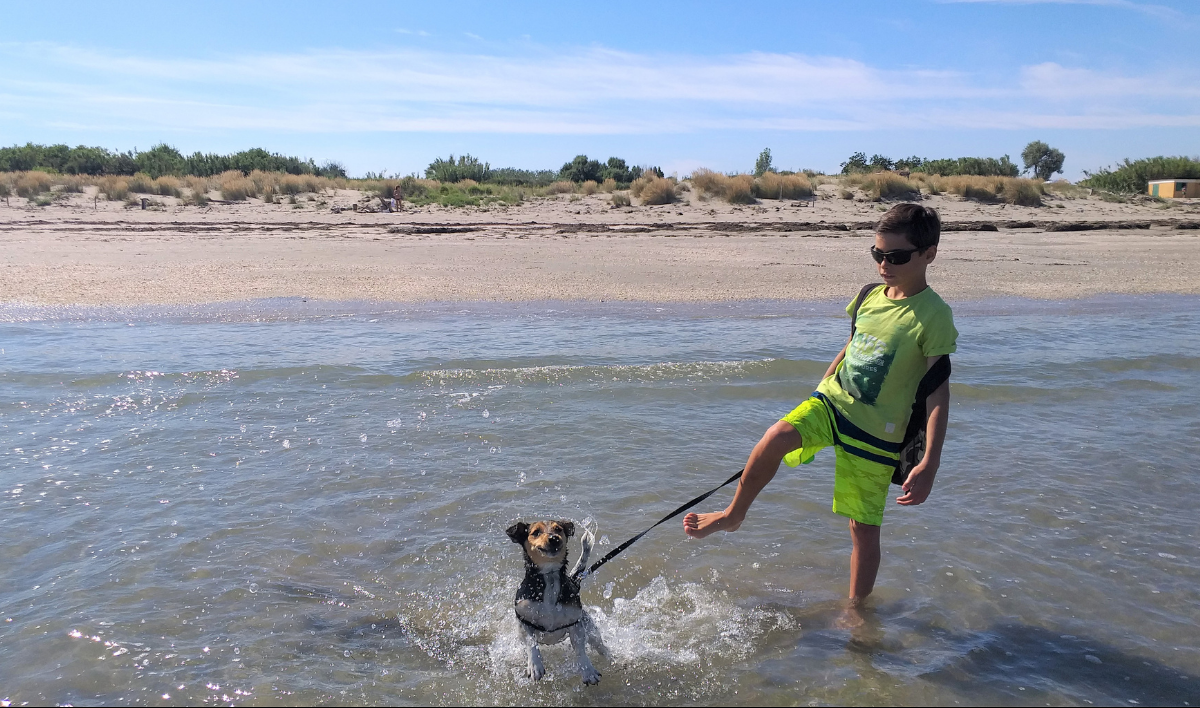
[1148,179,1200,198]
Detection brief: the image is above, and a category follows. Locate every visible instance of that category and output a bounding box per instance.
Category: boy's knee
[761,420,802,456]
[849,518,881,540]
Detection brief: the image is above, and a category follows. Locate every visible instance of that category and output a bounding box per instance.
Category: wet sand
[1,188,1197,304]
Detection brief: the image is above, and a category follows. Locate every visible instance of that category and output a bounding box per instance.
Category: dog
[506,519,609,684]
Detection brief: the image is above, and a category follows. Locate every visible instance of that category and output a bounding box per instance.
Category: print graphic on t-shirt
[839,330,894,405]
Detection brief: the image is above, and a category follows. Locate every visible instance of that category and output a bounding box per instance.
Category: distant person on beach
[392,185,403,212]
[684,203,957,616]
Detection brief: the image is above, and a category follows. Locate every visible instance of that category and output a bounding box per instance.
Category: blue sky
[1,0,1197,179]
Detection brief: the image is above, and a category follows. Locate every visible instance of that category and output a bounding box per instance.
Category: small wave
[406,358,826,387]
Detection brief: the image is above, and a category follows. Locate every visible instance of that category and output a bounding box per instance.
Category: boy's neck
[884,275,929,300]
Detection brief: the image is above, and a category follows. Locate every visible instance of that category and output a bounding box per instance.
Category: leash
[573,468,744,581]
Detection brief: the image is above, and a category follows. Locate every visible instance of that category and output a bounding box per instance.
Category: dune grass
[544,180,576,195]
[218,170,256,201]
[15,171,54,198]
[690,169,756,204]
[843,172,920,201]
[753,171,814,200]
[98,176,129,201]
[933,175,1044,206]
[630,174,678,205]
[1044,180,1089,199]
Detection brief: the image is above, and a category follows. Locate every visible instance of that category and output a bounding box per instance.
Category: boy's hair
[876,203,941,250]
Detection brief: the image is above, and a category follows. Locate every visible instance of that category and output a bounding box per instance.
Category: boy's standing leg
[849,519,880,603]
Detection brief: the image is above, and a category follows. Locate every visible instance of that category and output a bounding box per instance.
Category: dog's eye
[531,529,541,536]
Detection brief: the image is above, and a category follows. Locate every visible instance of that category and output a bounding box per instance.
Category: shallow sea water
[1,297,1198,706]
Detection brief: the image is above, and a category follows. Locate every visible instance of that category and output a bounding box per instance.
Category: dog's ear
[560,521,575,538]
[506,522,529,544]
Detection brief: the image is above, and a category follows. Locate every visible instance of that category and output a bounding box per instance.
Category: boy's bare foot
[836,596,876,632]
[834,603,866,630]
[683,510,741,538]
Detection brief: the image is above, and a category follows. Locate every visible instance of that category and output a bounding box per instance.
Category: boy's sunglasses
[870,246,925,265]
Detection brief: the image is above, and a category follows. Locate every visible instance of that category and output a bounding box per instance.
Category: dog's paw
[527,661,545,681]
[580,666,601,685]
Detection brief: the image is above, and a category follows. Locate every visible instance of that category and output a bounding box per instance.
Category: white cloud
[936,0,1184,21]
[0,42,1195,135]
[1020,62,1200,100]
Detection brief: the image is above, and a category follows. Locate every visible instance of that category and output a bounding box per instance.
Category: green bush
[913,156,1019,177]
[488,167,559,187]
[425,154,490,182]
[0,142,345,178]
[559,154,644,184]
[843,152,1018,177]
[1081,156,1200,193]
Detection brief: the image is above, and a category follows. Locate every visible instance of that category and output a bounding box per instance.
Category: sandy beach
[2,185,1197,304]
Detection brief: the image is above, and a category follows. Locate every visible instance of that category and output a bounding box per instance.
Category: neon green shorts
[780,394,900,526]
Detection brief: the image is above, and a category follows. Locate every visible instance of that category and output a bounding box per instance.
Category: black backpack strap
[849,282,883,338]
[892,355,952,485]
[914,354,951,402]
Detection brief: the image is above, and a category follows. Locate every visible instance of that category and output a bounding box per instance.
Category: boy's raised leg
[684,420,802,538]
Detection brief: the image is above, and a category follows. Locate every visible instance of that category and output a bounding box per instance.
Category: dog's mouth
[535,537,563,555]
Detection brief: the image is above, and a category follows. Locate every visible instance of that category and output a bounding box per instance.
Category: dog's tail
[569,520,596,581]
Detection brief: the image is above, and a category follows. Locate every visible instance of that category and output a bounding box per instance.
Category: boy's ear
[560,521,575,538]
[506,522,529,544]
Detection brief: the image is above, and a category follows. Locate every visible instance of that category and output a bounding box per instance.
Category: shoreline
[3,292,1197,324]
[2,189,1198,306]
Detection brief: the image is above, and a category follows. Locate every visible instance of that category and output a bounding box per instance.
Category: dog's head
[507,519,575,569]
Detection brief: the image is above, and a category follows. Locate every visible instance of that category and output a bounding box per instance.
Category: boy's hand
[896,461,937,506]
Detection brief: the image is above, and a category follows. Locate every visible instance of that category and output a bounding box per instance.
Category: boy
[684,203,957,610]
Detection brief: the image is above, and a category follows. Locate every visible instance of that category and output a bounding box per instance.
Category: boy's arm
[897,355,950,506]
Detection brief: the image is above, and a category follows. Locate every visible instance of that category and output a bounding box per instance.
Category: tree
[134,143,187,178]
[869,154,895,172]
[754,148,774,176]
[560,154,605,183]
[600,157,642,184]
[1022,141,1065,181]
[840,152,869,174]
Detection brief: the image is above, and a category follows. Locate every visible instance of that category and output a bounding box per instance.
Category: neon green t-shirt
[815,285,958,444]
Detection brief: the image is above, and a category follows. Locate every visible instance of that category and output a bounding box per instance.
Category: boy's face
[874,231,936,287]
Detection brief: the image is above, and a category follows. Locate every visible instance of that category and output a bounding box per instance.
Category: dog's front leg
[519,624,545,681]
[569,623,601,685]
[583,613,611,661]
